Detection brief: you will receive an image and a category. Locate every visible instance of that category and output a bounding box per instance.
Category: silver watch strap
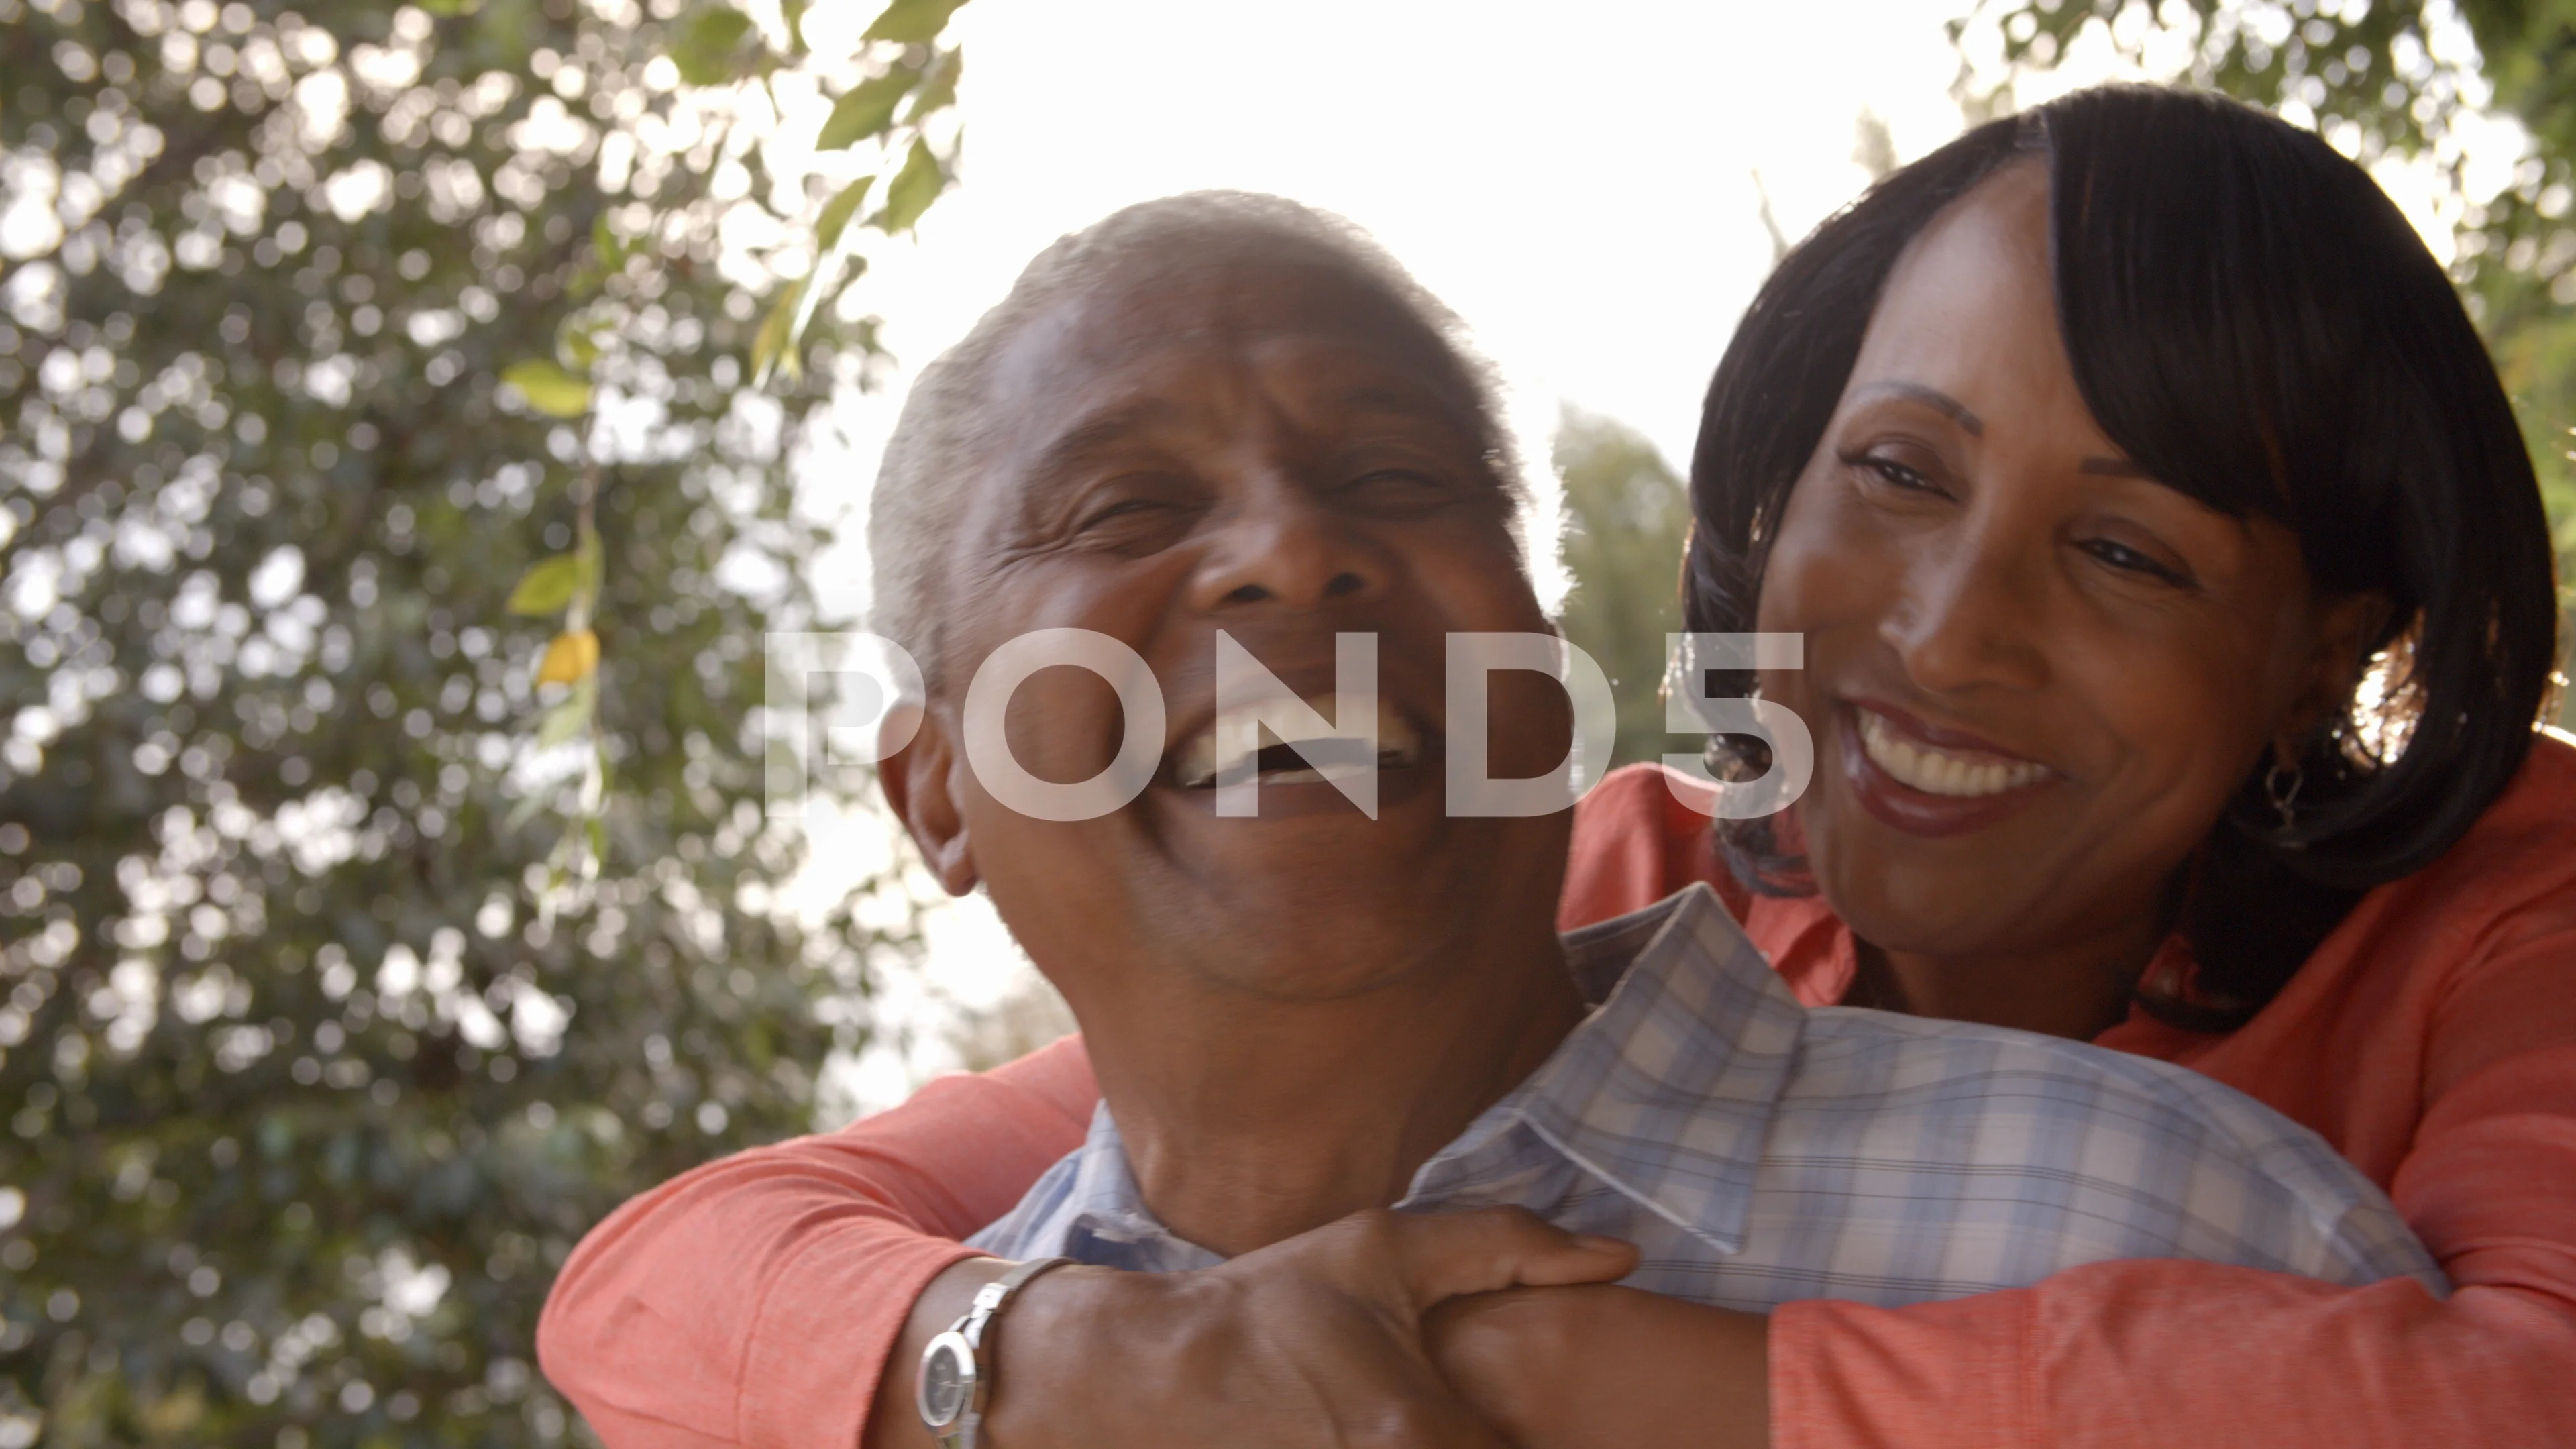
[925,1256,1074,1449]
[961,1254,1074,1349]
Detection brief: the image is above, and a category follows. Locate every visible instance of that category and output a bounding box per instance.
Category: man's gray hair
[866,190,1530,692]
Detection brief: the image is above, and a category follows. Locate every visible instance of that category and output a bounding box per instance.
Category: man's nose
[1187,486,1391,613]
[1879,529,2051,695]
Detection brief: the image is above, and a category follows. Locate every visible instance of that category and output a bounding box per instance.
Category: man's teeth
[1171,694,1424,790]
[1856,708,2049,798]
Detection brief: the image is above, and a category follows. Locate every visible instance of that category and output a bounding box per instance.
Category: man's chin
[1166,900,1481,1003]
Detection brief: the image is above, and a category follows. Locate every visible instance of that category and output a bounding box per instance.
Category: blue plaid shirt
[969,885,2443,1309]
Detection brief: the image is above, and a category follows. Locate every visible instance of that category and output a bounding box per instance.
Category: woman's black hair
[1686,85,2559,1031]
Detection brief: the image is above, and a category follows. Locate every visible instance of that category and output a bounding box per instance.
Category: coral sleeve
[1768,923,2576,1449]
[536,1034,1097,1448]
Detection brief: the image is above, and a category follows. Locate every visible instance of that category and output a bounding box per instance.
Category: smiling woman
[1693,86,2556,1036]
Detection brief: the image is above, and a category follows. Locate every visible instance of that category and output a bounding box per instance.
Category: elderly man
[543,193,2436,1449]
[845,193,2436,1447]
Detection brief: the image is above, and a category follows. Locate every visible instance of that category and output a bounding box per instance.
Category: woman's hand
[1426,1284,1772,1449]
[866,1205,1638,1449]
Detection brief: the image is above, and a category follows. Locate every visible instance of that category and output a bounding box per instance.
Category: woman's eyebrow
[1849,380,1984,436]
[2079,456,2153,478]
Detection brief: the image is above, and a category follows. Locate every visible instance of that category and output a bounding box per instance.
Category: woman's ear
[2277,590,2396,761]
[879,710,979,896]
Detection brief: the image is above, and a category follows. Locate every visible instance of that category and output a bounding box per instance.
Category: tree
[1961,0,2576,695]
[1554,409,1692,771]
[0,0,959,1442]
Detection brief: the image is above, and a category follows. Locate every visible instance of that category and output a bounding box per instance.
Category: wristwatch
[915,1256,1074,1449]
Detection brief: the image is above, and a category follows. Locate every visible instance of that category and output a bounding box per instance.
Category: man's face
[892,250,1570,1010]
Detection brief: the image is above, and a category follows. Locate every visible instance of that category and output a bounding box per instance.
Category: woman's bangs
[2043,93,2400,562]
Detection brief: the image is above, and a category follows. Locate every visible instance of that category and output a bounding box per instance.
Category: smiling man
[845,193,2437,1449]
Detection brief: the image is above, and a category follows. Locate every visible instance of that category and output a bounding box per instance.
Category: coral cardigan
[539,739,2576,1449]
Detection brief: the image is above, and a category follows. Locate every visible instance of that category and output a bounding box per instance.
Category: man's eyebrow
[1851,381,1984,437]
[1342,380,1460,415]
[1337,381,1487,441]
[1024,400,1175,480]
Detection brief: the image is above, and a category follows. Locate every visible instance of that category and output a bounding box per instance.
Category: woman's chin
[1806,819,2057,961]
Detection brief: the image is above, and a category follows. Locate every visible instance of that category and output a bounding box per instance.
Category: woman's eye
[1844,450,1941,496]
[2079,537,2193,586]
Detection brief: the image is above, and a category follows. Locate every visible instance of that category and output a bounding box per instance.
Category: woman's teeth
[1171,694,1424,790]
[1856,708,2049,798]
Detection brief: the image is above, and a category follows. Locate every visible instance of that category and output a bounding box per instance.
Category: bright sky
[786,0,2512,1111]
[802,0,1984,617]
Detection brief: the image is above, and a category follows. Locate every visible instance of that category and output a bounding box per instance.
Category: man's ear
[2277,590,2397,763]
[879,706,979,896]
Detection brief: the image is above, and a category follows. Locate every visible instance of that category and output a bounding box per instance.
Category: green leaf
[878,137,947,235]
[904,46,962,123]
[537,677,598,748]
[507,554,586,615]
[751,281,806,386]
[561,325,602,370]
[503,786,554,832]
[817,67,920,150]
[781,248,868,377]
[502,358,593,417]
[592,213,627,270]
[814,174,876,252]
[861,0,969,45]
[671,3,756,86]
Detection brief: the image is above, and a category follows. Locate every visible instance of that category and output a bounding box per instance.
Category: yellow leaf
[538,629,600,685]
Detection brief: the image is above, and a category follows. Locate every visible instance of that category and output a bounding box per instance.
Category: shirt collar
[1045,883,1805,1264]
[1048,1106,1227,1272]
[1407,882,1806,1255]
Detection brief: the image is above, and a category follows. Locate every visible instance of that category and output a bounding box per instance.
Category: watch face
[918,1336,972,1428]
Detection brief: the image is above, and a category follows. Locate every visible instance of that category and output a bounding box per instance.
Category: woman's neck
[1852,904,2166,1041]
[1077,920,1587,1260]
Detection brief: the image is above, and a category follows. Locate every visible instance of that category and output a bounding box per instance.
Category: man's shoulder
[1801,1003,2286,1122]
[1792,1004,2401,1219]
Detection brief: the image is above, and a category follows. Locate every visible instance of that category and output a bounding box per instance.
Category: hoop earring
[2263,761,2304,830]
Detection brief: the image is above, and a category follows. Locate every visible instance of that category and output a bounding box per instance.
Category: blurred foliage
[946,974,1075,1077]
[1554,410,1690,771]
[0,0,949,1443]
[1962,0,2576,661]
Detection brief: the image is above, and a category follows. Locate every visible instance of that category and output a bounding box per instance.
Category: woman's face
[1756,161,2375,963]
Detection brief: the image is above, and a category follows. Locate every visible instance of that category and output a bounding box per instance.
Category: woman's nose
[1880,538,2051,694]
[1187,486,1390,614]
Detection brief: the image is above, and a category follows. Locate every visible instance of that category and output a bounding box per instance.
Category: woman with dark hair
[540,87,2576,1447]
